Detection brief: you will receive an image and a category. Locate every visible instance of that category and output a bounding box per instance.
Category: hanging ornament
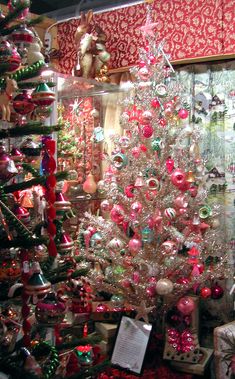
[155,83,167,97]
[110,204,125,224]
[185,170,195,183]
[83,173,97,194]
[199,205,212,219]
[151,98,160,108]
[171,169,186,187]
[10,146,23,165]
[57,231,74,255]
[107,238,125,252]
[0,258,21,282]
[11,24,34,58]
[24,263,51,301]
[13,90,35,115]
[31,82,55,107]
[34,105,52,120]
[152,137,163,152]
[164,207,176,220]
[54,191,71,220]
[146,177,160,191]
[112,152,128,170]
[211,283,224,299]
[0,40,21,73]
[14,204,30,225]
[141,226,154,243]
[8,0,30,19]
[156,278,174,295]
[20,138,41,157]
[176,296,195,315]
[128,236,142,254]
[20,192,34,208]
[90,232,103,248]
[0,145,18,182]
[141,110,153,124]
[35,292,66,326]
[75,345,94,367]
[178,108,189,119]
[166,157,174,173]
[135,173,144,187]
[141,124,154,138]
[200,287,212,298]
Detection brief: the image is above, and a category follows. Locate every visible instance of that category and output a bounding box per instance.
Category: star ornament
[139,12,158,39]
[133,300,155,324]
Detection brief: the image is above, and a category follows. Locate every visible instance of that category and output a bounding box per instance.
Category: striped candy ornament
[164,207,176,220]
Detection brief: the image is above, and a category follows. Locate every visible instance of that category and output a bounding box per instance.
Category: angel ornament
[74,10,110,79]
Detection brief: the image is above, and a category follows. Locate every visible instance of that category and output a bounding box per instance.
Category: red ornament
[0,40,21,73]
[166,157,174,173]
[11,24,34,46]
[176,296,195,315]
[14,205,30,225]
[178,108,189,119]
[211,283,224,299]
[151,98,160,108]
[200,287,212,298]
[13,90,34,115]
[141,124,154,138]
[31,82,55,107]
[159,118,167,127]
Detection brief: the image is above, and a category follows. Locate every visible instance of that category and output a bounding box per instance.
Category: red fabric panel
[56,0,231,74]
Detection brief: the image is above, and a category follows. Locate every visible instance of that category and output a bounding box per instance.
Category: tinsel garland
[0,16,45,37]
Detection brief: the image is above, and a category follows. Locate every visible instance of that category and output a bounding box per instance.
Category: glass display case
[56,73,128,219]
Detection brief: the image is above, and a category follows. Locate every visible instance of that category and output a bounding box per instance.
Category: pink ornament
[141,124,154,138]
[83,173,97,194]
[132,146,141,158]
[176,296,195,315]
[166,157,175,173]
[131,201,142,214]
[128,237,142,254]
[100,199,112,213]
[133,271,140,284]
[174,194,188,209]
[211,283,224,299]
[138,67,149,80]
[178,208,187,215]
[178,109,189,119]
[145,189,157,201]
[141,110,153,124]
[138,60,146,68]
[125,185,135,198]
[161,240,178,254]
[110,205,125,224]
[149,55,157,65]
[171,169,186,187]
[188,185,198,197]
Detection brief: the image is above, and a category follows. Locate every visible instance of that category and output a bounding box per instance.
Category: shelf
[57,74,126,99]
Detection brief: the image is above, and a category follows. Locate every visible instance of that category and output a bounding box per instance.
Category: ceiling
[0,0,142,18]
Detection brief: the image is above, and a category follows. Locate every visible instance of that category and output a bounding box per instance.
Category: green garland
[0,236,48,249]
[0,3,29,31]
[4,171,68,194]
[18,81,56,90]
[32,341,59,379]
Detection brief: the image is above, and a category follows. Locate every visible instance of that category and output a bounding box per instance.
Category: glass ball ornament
[171,169,186,187]
[0,148,18,182]
[155,83,167,97]
[34,105,52,120]
[35,292,66,326]
[100,199,112,213]
[166,157,175,173]
[141,110,153,124]
[138,66,149,80]
[14,204,30,225]
[0,258,21,282]
[31,82,55,107]
[75,345,94,367]
[83,173,97,194]
[164,207,176,220]
[112,152,128,170]
[0,40,21,73]
[155,278,173,295]
[200,287,212,298]
[96,303,110,312]
[178,108,189,119]
[199,205,212,219]
[128,236,142,254]
[110,204,125,224]
[146,284,156,297]
[151,98,160,108]
[130,201,142,214]
[13,90,34,115]
[141,124,154,138]
[146,177,160,191]
[89,232,103,249]
[161,240,178,254]
[110,294,124,308]
[141,226,154,243]
[57,231,74,255]
[211,283,224,299]
[176,296,195,315]
[107,238,125,252]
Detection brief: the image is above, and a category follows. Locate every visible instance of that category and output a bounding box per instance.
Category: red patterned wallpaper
[57,0,234,74]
